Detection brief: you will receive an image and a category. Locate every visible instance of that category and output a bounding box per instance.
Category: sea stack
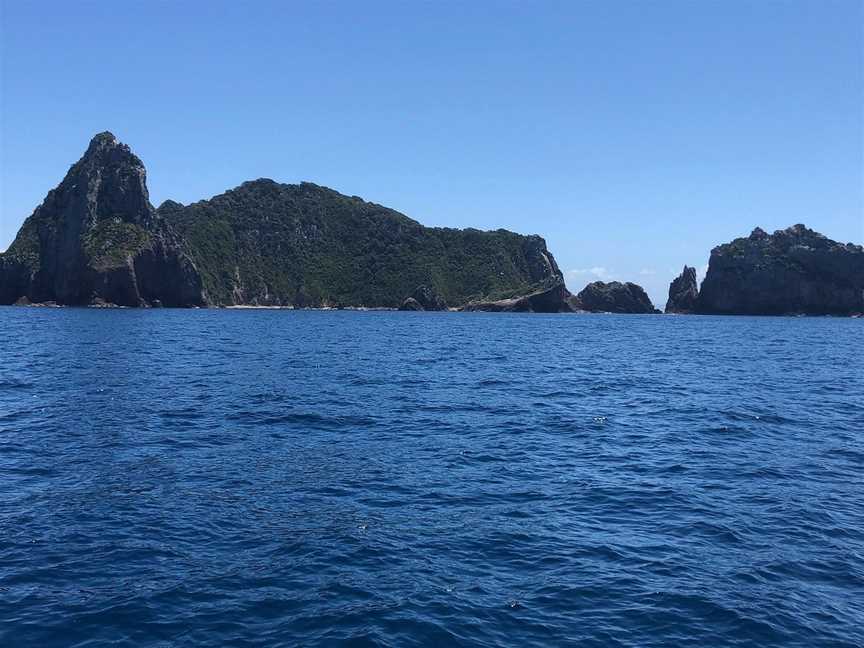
[573,281,658,314]
[665,266,699,314]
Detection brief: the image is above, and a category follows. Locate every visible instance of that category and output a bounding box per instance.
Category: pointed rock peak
[43,132,154,228]
[665,265,700,314]
[79,131,143,169]
[84,131,123,156]
[90,131,119,146]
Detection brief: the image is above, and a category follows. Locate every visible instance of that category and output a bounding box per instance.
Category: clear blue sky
[1,1,861,305]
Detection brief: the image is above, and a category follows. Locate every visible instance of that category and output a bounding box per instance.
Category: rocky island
[697,226,864,316]
[572,281,659,314]
[665,226,864,316]
[0,133,572,311]
[5,133,858,317]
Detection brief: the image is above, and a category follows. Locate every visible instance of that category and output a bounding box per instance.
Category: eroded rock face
[665,266,699,313]
[0,132,205,306]
[399,285,447,311]
[696,225,864,315]
[574,281,658,314]
[398,297,423,311]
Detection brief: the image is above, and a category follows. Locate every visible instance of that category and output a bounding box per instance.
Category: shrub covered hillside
[164,179,563,308]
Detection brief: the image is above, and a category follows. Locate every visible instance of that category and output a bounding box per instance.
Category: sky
[1,1,862,306]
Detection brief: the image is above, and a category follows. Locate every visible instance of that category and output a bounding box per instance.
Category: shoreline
[2,303,861,317]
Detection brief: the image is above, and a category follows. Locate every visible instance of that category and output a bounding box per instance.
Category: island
[665,226,864,316]
[0,133,574,311]
[4,133,859,316]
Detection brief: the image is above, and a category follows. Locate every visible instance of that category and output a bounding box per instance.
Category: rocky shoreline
[6,300,862,317]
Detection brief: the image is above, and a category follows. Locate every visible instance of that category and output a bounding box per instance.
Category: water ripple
[0,309,862,647]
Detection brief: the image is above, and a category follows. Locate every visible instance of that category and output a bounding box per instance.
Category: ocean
[1,308,862,647]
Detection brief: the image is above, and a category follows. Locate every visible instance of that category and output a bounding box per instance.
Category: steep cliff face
[0,133,205,306]
[696,225,864,316]
[573,281,658,314]
[665,266,699,314]
[2,132,566,309]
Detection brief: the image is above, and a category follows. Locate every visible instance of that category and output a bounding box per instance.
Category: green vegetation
[0,131,564,308]
[4,218,42,270]
[83,219,151,269]
[165,181,561,307]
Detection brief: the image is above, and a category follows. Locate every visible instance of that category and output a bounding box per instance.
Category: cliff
[1,133,566,310]
[0,133,204,307]
[696,225,864,316]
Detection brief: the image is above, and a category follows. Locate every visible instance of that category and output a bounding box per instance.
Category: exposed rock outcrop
[399,297,424,311]
[461,279,573,313]
[696,225,864,315]
[399,285,447,311]
[665,265,699,313]
[573,281,658,314]
[0,132,205,307]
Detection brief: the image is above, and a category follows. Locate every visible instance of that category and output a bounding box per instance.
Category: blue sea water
[0,308,862,647]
